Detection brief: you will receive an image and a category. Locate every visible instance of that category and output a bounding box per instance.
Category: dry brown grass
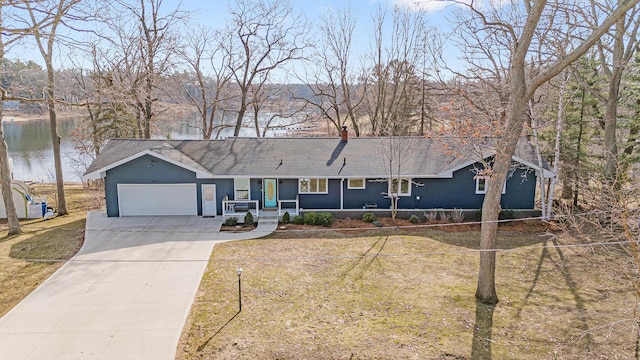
[0,183,103,317]
[177,227,636,360]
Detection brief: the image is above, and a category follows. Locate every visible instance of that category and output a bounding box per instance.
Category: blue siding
[104,155,234,216]
[342,163,537,210]
[299,179,341,209]
[278,179,298,200]
[215,180,235,212]
[343,181,390,209]
[250,178,262,206]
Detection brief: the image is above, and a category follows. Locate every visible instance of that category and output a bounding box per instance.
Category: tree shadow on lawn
[470,300,496,360]
[270,221,552,251]
[8,218,85,261]
[424,228,550,250]
[514,238,594,346]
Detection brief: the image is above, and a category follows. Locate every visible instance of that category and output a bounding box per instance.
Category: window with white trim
[389,178,411,196]
[299,178,328,193]
[347,178,365,189]
[475,176,506,194]
[234,178,250,200]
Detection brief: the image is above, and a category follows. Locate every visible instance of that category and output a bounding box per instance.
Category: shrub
[244,211,254,225]
[438,211,451,222]
[362,213,376,223]
[282,211,290,224]
[224,217,238,226]
[303,212,318,225]
[292,215,304,225]
[409,214,420,224]
[316,212,333,226]
[299,211,334,226]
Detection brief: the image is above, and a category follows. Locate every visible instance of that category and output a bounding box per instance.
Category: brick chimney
[341,126,348,142]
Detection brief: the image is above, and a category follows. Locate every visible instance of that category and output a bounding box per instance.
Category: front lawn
[0,183,103,317]
[177,226,636,359]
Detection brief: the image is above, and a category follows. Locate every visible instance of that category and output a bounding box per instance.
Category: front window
[299,178,328,193]
[348,178,365,189]
[234,178,250,199]
[475,176,505,194]
[389,178,411,196]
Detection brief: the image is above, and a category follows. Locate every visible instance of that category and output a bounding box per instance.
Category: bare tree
[443,0,640,305]
[70,43,139,162]
[21,0,87,216]
[588,1,640,179]
[300,6,365,136]
[225,0,309,137]
[379,136,419,220]
[364,5,432,136]
[248,82,311,137]
[0,2,26,235]
[177,26,235,139]
[103,0,186,139]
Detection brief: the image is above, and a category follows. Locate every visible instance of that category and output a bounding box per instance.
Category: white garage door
[118,184,197,216]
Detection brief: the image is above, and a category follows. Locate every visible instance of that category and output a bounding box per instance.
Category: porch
[222,196,299,218]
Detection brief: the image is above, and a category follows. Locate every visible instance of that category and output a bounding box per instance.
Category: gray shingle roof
[84,137,547,179]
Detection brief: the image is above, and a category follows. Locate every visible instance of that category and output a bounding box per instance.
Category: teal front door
[263,178,277,209]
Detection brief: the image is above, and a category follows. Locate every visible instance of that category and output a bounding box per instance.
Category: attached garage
[117,183,197,216]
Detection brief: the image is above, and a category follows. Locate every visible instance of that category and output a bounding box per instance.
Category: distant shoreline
[1,110,88,123]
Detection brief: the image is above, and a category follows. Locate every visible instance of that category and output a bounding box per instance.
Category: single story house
[83,131,552,218]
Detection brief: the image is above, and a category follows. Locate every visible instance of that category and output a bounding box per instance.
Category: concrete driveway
[0,211,278,360]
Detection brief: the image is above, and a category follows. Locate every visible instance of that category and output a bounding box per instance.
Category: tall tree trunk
[144,69,153,139]
[234,100,247,137]
[546,74,570,218]
[26,0,71,216]
[602,15,637,179]
[253,104,260,137]
[47,89,67,215]
[573,117,584,208]
[0,124,21,235]
[44,51,67,215]
[529,99,548,220]
[0,6,20,235]
[472,0,639,305]
[603,69,622,179]
[475,1,530,298]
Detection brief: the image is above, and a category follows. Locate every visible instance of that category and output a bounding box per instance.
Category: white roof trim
[436,159,477,178]
[436,156,554,179]
[512,156,555,178]
[82,150,214,180]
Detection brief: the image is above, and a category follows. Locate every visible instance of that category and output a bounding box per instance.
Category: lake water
[4,117,83,182]
[3,116,301,182]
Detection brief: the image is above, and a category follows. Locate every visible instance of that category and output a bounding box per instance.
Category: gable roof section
[437,139,554,178]
[83,140,213,179]
[83,137,551,180]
